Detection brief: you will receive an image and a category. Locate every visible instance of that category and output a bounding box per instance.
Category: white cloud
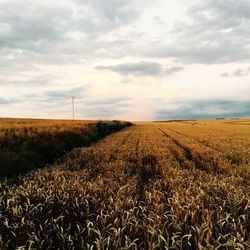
[0,0,250,120]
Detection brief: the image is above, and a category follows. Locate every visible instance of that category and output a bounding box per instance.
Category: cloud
[0,1,71,51]
[0,97,12,105]
[0,74,59,86]
[221,72,230,78]
[96,62,163,76]
[1,0,250,75]
[23,87,85,103]
[155,99,250,120]
[44,87,85,103]
[1,0,250,120]
[120,78,132,84]
[221,67,250,77]
[81,96,134,119]
[82,106,119,118]
[0,0,143,73]
[165,66,184,74]
[85,97,132,106]
[145,0,250,63]
[0,0,142,52]
[96,62,184,76]
[0,96,20,105]
[74,0,140,36]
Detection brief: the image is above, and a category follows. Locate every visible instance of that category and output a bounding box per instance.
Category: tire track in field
[122,125,164,249]
[97,126,149,249]
[165,126,224,154]
[107,125,142,163]
[157,127,223,173]
[164,126,249,166]
[57,125,175,248]
[158,127,193,161]
[122,131,143,190]
[85,126,143,182]
[107,128,134,161]
[63,127,138,181]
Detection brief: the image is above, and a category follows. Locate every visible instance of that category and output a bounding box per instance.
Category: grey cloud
[85,0,138,22]
[82,98,133,119]
[78,95,135,119]
[96,62,162,76]
[82,107,118,118]
[197,0,250,20]
[0,97,11,104]
[85,97,132,106]
[1,0,250,77]
[23,87,85,104]
[0,0,140,52]
[146,0,250,63]
[0,96,20,105]
[0,1,72,51]
[120,78,132,84]
[0,74,58,86]
[234,69,244,76]
[44,87,85,102]
[234,68,250,76]
[75,0,139,35]
[96,62,183,76]
[165,66,184,74]
[221,73,230,78]
[0,0,146,79]
[0,1,78,77]
[221,67,250,77]
[154,99,250,120]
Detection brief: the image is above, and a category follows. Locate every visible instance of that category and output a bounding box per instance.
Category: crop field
[0,119,130,178]
[0,120,250,249]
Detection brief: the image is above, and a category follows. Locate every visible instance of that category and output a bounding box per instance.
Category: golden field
[0,119,249,249]
[0,119,130,178]
[0,118,95,132]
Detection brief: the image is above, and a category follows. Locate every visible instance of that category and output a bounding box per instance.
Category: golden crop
[0,119,130,178]
[0,118,96,178]
[0,119,249,249]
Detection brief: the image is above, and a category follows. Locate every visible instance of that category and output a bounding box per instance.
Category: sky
[0,0,250,121]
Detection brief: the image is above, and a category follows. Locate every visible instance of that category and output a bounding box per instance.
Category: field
[0,119,131,178]
[0,119,250,249]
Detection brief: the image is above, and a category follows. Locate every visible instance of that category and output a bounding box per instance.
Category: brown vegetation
[0,119,131,178]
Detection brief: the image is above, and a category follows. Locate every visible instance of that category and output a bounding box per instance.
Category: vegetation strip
[0,120,132,178]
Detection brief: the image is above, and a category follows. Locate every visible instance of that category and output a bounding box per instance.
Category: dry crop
[0,119,131,178]
[0,119,249,249]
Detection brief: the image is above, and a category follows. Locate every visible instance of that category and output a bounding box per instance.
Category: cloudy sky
[0,0,250,121]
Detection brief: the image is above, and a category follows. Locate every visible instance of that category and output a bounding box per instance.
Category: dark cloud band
[96,62,184,76]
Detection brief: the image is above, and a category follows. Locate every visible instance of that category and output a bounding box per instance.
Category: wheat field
[0,120,250,249]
